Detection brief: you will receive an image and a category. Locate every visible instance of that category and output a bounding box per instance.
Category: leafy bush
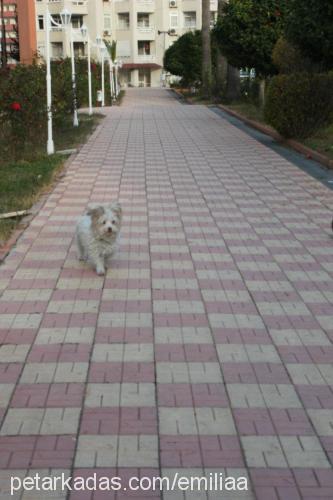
[164,31,202,87]
[0,58,111,159]
[272,37,313,74]
[264,72,333,138]
[285,0,333,71]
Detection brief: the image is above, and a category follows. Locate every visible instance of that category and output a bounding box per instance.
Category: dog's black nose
[108,227,113,233]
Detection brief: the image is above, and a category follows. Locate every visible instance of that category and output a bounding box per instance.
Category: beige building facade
[35,0,218,87]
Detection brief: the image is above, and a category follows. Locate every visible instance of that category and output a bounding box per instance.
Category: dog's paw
[96,266,105,276]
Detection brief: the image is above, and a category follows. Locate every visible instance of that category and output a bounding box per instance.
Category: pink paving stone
[296,385,333,409]
[51,289,102,300]
[104,279,151,289]
[213,327,271,344]
[157,384,229,408]
[233,408,314,436]
[154,314,209,327]
[198,279,246,290]
[160,436,202,467]
[152,289,202,300]
[0,302,23,313]
[80,408,157,435]
[0,435,76,468]
[95,327,153,343]
[222,362,290,384]
[100,301,152,313]
[27,344,91,362]
[11,383,85,408]
[8,278,58,289]
[0,363,23,383]
[200,436,244,467]
[278,345,333,364]
[155,344,217,362]
[88,362,155,383]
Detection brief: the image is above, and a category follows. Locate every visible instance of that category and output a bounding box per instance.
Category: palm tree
[201,0,212,98]
[104,39,117,63]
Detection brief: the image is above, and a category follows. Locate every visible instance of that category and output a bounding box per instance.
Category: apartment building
[33,0,218,87]
[0,0,19,66]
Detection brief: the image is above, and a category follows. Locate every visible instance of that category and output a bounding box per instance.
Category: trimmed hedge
[264,72,333,139]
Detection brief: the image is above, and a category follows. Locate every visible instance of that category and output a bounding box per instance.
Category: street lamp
[45,6,72,155]
[95,36,105,107]
[109,58,115,103]
[80,24,92,116]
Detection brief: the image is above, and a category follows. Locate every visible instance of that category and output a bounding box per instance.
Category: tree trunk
[0,0,7,68]
[226,64,241,101]
[259,79,266,108]
[215,0,228,95]
[201,0,212,98]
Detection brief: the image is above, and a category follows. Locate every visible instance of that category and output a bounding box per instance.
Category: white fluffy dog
[76,202,122,275]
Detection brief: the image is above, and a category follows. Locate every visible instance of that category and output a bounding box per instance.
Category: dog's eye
[112,220,116,224]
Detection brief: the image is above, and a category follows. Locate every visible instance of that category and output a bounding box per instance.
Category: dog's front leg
[93,256,105,276]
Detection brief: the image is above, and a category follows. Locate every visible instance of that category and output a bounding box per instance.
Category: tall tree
[285,0,333,71]
[201,0,212,97]
[215,0,228,92]
[214,0,287,78]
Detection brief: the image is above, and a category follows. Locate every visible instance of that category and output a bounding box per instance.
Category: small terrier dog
[76,202,122,275]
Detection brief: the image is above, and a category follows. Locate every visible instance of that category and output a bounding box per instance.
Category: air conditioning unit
[169,28,177,36]
[103,30,111,36]
[169,0,177,8]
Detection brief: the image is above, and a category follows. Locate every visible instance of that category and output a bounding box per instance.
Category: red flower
[10,102,21,111]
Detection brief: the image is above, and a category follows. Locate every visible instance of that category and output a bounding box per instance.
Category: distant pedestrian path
[0,88,332,500]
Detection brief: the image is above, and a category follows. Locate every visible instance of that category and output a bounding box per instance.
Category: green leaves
[285,0,333,71]
[164,31,202,86]
[214,0,288,77]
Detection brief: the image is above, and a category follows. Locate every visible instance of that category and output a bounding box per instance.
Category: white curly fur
[76,202,122,275]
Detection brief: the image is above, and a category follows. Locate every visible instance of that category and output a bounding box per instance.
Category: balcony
[137,25,155,40]
[136,0,155,12]
[48,0,88,16]
[136,54,156,62]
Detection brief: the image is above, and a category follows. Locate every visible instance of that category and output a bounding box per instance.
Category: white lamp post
[80,24,92,116]
[63,11,79,127]
[109,59,116,103]
[45,6,72,155]
[95,36,105,107]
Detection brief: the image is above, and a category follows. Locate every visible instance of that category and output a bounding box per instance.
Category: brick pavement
[0,88,333,499]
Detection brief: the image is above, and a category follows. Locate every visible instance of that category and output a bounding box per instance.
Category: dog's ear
[109,201,122,219]
[87,205,105,220]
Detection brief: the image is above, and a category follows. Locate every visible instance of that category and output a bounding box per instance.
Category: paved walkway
[0,88,333,499]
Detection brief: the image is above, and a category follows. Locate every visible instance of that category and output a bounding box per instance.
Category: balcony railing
[137,54,155,61]
[137,25,154,32]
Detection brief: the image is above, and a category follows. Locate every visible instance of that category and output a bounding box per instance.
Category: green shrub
[0,58,111,160]
[264,72,333,138]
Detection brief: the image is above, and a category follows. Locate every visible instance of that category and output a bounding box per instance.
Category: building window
[183,11,196,28]
[37,15,44,31]
[74,42,85,57]
[71,15,83,29]
[138,41,150,56]
[104,14,111,31]
[210,11,217,28]
[137,13,150,28]
[118,13,130,29]
[170,12,178,28]
[51,42,63,58]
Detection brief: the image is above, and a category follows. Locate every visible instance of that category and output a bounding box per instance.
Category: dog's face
[87,203,122,239]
